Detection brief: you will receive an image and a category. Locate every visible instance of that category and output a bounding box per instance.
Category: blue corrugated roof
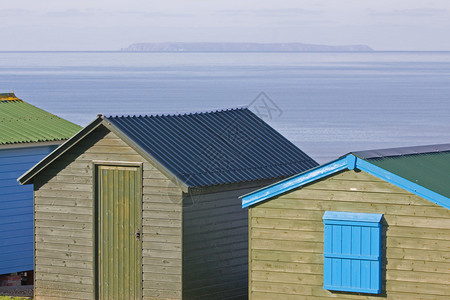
[105,108,318,187]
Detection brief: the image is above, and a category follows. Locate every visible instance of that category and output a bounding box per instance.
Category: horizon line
[1,50,450,53]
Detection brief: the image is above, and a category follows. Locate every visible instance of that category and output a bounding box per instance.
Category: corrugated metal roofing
[105,108,318,187]
[354,144,450,198]
[0,93,81,145]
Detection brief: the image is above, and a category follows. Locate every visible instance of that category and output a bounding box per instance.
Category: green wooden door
[97,165,142,300]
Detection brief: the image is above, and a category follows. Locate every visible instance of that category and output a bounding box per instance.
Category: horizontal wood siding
[249,170,450,299]
[0,145,57,275]
[182,186,261,300]
[34,125,182,300]
[142,171,182,300]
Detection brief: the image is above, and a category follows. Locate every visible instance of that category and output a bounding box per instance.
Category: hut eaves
[242,143,450,209]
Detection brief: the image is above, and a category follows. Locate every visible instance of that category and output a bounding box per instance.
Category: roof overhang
[241,154,450,210]
[0,140,65,150]
[18,116,189,192]
[18,116,104,185]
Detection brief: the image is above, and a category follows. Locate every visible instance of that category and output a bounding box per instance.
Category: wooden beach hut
[242,144,450,299]
[19,108,318,299]
[0,92,81,277]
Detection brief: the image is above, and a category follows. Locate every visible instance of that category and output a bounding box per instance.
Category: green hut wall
[33,125,182,299]
[248,170,450,299]
[32,124,266,299]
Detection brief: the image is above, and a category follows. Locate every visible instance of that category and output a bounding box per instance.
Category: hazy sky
[1,0,450,51]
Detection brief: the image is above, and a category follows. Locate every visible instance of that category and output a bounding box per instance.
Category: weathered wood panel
[249,170,450,299]
[182,185,267,300]
[34,125,183,299]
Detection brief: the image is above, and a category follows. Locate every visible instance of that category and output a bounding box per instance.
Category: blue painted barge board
[242,154,450,210]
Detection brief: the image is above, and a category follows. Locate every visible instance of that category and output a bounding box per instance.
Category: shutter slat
[323,211,382,294]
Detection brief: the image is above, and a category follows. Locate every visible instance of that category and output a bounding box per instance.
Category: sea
[1,51,449,163]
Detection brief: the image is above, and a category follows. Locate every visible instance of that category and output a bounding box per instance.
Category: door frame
[93,161,143,299]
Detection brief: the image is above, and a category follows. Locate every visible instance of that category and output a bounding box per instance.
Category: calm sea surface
[1,51,449,163]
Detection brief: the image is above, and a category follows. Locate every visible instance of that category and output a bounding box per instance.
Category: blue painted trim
[324,253,380,261]
[346,154,356,170]
[323,285,381,294]
[356,159,450,210]
[323,220,381,227]
[241,157,348,208]
[242,154,450,210]
[323,211,382,223]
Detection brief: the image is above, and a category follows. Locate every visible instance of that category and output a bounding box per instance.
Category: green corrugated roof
[0,93,81,145]
[354,144,450,198]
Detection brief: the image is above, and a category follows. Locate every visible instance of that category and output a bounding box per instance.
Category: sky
[1,0,450,51]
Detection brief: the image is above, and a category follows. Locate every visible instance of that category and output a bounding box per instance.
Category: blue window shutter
[323,211,382,294]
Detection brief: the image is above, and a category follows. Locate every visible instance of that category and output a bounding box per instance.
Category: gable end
[242,154,450,209]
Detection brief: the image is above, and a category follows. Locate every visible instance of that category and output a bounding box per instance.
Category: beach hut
[0,92,81,277]
[242,144,450,299]
[19,108,318,299]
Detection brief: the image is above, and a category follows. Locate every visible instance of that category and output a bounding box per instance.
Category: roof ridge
[20,107,317,188]
[0,92,22,102]
[352,143,450,159]
[104,106,249,119]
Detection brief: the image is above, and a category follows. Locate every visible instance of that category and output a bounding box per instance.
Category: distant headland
[121,42,374,52]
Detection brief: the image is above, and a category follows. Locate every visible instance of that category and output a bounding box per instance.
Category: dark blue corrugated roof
[104,108,318,187]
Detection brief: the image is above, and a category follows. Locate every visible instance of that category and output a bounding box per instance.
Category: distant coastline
[121,42,374,52]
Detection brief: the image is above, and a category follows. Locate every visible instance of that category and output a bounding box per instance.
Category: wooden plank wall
[142,160,183,300]
[182,186,256,300]
[249,170,450,299]
[33,125,183,300]
[0,145,56,275]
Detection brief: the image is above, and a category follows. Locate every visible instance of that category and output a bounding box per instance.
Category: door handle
[135,229,141,241]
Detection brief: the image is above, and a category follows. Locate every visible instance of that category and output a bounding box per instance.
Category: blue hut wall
[0,145,58,275]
